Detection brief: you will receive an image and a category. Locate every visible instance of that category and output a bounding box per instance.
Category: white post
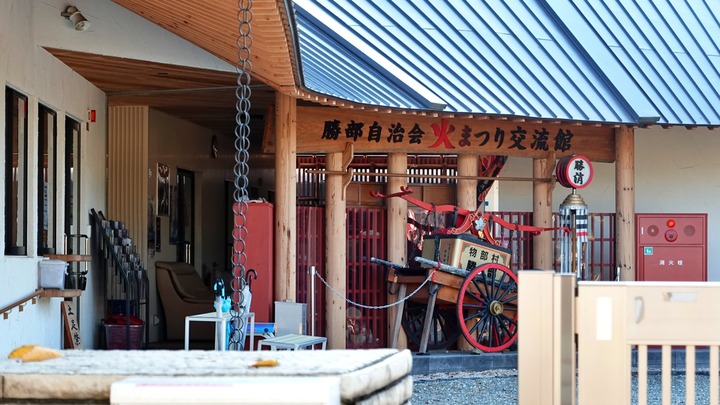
[310,265,316,337]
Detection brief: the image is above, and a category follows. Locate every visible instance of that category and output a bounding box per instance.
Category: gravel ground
[412,369,519,404]
[411,369,715,404]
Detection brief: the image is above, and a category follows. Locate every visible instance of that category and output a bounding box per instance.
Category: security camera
[61,6,91,32]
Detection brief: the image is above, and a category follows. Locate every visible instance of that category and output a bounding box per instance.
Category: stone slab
[411,351,517,375]
[0,348,412,404]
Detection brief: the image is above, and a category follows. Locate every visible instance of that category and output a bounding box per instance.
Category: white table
[257,334,327,351]
[184,312,255,351]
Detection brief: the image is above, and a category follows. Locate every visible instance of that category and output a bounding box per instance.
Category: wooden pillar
[274,93,297,301]
[457,155,478,209]
[533,157,554,270]
[615,126,635,281]
[457,154,478,351]
[325,152,346,349]
[387,153,408,349]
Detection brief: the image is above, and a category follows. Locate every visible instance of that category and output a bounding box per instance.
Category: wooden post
[274,93,297,301]
[518,271,575,405]
[615,126,635,281]
[456,154,478,351]
[533,157,554,270]
[387,153,408,349]
[576,283,631,404]
[325,152,347,349]
[457,155,478,209]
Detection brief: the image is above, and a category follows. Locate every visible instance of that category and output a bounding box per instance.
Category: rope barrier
[312,268,437,310]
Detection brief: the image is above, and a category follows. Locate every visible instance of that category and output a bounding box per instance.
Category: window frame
[38,104,58,255]
[5,87,29,256]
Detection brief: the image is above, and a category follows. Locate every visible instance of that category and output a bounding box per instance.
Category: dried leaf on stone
[8,344,62,362]
[250,359,279,368]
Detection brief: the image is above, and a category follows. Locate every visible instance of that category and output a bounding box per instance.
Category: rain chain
[229,0,252,349]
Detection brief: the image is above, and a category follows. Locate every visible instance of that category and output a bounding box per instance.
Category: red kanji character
[428,118,456,149]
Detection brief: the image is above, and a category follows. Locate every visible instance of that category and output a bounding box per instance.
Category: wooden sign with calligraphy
[264,106,617,162]
[61,301,82,349]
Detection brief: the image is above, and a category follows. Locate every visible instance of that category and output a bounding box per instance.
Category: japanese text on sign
[320,118,574,152]
[62,302,83,349]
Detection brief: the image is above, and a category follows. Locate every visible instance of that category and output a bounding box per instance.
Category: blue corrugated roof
[291,0,720,126]
[543,0,720,126]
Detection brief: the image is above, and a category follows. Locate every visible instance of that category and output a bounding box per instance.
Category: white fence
[518,271,720,405]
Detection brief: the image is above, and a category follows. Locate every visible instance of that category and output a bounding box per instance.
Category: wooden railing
[1,290,41,320]
[1,289,81,319]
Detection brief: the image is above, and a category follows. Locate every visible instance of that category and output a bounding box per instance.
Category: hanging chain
[313,269,437,310]
[229,0,252,350]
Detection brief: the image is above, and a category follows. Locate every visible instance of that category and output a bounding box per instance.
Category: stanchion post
[310,266,316,337]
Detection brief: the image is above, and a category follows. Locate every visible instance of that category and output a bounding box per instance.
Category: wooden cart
[374,234,517,353]
[371,186,559,353]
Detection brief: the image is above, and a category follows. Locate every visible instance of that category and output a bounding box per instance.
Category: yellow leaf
[250,359,279,368]
[8,345,62,362]
[8,344,37,359]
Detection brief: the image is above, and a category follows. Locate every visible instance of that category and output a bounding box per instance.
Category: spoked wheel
[456,263,518,352]
[402,301,461,351]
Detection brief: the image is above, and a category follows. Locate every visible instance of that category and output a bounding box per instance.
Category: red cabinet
[233,202,274,322]
[636,213,707,281]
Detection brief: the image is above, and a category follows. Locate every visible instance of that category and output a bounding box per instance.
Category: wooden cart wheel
[456,263,518,352]
[402,301,461,351]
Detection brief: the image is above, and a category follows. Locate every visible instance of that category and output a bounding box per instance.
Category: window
[65,118,81,254]
[5,88,29,256]
[38,105,58,254]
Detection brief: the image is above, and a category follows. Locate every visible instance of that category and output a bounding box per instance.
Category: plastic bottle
[214,296,223,317]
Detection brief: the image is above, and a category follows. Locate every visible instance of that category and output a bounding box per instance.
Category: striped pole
[560,190,589,279]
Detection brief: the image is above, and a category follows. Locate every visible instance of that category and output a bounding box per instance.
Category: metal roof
[544,0,720,126]
[291,0,720,127]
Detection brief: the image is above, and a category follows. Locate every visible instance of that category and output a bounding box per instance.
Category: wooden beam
[386,153,408,350]
[264,107,617,162]
[274,93,297,301]
[304,170,552,182]
[456,155,479,211]
[533,155,555,270]
[325,152,347,349]
[456,154,478,352]
[341,143,354,199]
[616,126,635,281]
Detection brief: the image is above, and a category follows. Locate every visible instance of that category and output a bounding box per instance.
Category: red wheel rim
[456,263,518,352]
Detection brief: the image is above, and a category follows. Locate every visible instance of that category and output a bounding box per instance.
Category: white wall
[498,127,719,281]
[147,109,237,341]
[33,0,234,71]
[0,0,255,353]
[0,0,108,357]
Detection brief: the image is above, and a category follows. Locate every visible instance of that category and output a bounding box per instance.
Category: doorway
[176,169,195,264]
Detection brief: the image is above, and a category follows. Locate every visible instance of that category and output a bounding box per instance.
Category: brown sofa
[155,261,215,341]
